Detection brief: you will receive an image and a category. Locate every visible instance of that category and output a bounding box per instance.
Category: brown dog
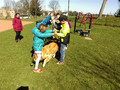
[33,42,58,67]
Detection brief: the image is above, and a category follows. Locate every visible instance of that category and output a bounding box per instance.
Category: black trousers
[15,31,21,40]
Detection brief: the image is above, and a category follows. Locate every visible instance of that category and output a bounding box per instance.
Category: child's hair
[38,24,47,33]
[15,13,20,17]
[59,15,68,21]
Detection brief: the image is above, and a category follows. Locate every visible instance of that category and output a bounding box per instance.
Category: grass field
[0,19,120,90]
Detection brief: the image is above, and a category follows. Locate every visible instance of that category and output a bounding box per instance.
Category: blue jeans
[60,43,67,63]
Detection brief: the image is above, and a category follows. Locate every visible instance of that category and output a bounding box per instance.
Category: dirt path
[0,20,34,32]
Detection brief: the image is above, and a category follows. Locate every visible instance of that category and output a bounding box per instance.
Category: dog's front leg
[43,56,51,67]
[52,54,56,58]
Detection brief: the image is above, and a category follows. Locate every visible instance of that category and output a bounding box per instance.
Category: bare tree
[14,1,23,13]
[3,0,12,18]
[19,0,30,14]
[11,0,31,14]
[10,0,18,12]
[4,0,11,9]
[98,0,107,19]
[11,0,16,9]
[48,0,60,11]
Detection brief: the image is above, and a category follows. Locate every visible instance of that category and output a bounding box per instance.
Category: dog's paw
[43,63,46,67]
[52,54,56,58]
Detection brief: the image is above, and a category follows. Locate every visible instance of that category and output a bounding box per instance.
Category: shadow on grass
[17,86,29,90]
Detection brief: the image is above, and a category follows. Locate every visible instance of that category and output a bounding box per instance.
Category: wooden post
[98,0,107,19]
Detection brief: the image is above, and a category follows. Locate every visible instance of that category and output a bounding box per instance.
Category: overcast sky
[0,0,119,14]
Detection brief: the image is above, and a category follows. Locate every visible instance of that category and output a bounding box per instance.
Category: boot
[18,38,21,42]
[15,40,18,44]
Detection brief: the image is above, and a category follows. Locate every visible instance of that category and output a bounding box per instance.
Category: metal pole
[74,15,77,33]
[68,0,70,16]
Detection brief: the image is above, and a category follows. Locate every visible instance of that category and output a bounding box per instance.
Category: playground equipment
[74,12,93,37]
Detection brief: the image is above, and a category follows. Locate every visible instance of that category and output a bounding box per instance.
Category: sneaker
[56,61,60,64]
[15,40,18,44]
[18,39,21,42]
[65,47,68,50]
[59,62,64,65]
[33,69,43,73]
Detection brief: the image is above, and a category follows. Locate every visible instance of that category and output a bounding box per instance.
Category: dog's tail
[33,54,37,61]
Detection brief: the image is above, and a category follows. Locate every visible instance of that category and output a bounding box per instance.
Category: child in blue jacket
[32,13,54,73]
[36,14,53,28]
[32,24,55,73]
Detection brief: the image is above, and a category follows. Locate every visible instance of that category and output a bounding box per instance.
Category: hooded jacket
[12,16,23,31]
[57,22,70,45]
[32,27,53,51]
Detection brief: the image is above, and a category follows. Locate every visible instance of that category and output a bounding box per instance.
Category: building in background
[0,9,15,18]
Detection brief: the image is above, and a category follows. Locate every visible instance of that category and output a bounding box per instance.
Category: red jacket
[12,16,23,31]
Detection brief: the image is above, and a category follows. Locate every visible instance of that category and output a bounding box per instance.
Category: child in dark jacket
[32,24,55,73]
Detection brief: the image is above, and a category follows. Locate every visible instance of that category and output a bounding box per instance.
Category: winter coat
[66,20,71,28]
[57,22,70,45]
[32,27,53,51]
[12,16,23,31]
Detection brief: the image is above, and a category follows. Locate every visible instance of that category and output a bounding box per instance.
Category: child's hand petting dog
[53,29,58,35]
[53,28,57,32]
[52,33,56,39]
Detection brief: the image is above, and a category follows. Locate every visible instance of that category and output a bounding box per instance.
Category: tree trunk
[98,0,107,19]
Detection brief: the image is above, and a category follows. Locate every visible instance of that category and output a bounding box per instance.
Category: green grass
[93,16,120,27]
[0,20,120,90]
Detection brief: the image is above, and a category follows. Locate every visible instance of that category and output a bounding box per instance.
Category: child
[55,14,71,31]
[32,24,55,73]
[61,13,72,29]
[56,15,70,65]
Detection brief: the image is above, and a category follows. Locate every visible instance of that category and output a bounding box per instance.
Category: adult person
[52,10,58,29]
[54,10,57,18]
[12,13,23,43]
